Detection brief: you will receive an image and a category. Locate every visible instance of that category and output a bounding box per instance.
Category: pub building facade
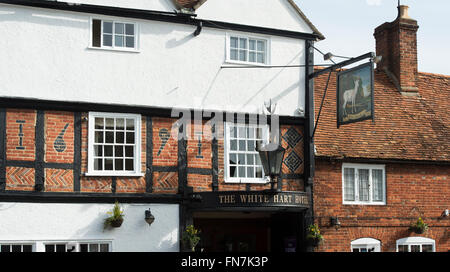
[0,0,324,252]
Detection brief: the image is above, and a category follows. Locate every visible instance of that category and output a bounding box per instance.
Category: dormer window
[91,19,138,51]
[227,34,269,65]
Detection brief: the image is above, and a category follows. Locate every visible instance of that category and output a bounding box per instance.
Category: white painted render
[196,0,314,33]
[0,4,307,117]
[0,202,179,252]
[67,0,177,13]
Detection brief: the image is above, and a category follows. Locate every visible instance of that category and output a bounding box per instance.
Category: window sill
[87,46,140,53]
[83,172,145,177]
[343,201,386,206]
[223,59,269,67]
[225,178,271,184]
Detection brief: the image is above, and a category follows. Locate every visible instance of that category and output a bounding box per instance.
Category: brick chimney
[374,5,419,95]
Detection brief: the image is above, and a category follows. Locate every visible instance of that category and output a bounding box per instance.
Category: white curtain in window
[344,168,355,201]
[372,169,383,201]
[358,169,369,201]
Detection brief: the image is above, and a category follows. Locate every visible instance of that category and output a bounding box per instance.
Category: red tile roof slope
[313,69,450,162]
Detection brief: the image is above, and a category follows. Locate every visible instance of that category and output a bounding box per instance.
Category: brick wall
[314,159,450,252]
[2,108,306,195]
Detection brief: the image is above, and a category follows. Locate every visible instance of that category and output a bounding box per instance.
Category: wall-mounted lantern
[256,142,285,192]
[145,209,155,226]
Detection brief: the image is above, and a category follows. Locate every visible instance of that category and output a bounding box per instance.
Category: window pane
[45,245,55,252]
[229,153,237,165]
[126,132,135,144]
[231,126,237,138]
[230,140,237,151]
[247,141,255,152]
[103,34,112,46]
[116,118,125,130]
[95,131,104,143]
[230,37,238,48]
[115,159,124,171]
[115,145,124,157]
[238,166,246,178]
[358,169,370,201]
[89,244,99,252]
[104,146,113,157]
[352,248,360,252]
[230,166,237,177]
[257,53,265,64]
[56,244,66,252]
[125,24,134,35]
[126,36,135,48]
[255,167,263,178]
[80,244,88,252]
[238,153,245,165]
[239,38,247,49]
[230,49,238,60]
[11,245,21,252]
[249,52,256,62]
[116,132,124,144]
[105,132,114,143]
[239,50,247,61]
[114,23,124,35]
[411,245,420,252]
[238,127,246,138]
[103,22,113,34]
[95,117,104,129]
[247,167,254,178]
[247,127,255,138]
[22,245,32,252]
[92,19,102,47]
[115,35,124,47]
[100,244,109,252]
[125,146,134,157]
[105,118,114,130]
[94,158,103,170]
[247,154,254,165]
[125,159,134,171]
[94,145,103,156]
[257,41,265,51]
[422,245,433,252]
[372,169,383,201]
[398,245,408,252]
[239,140,246,151]
[126,119,135,130]
[249,39,256,50]
[105,159,113,170]
[344,168,355,201]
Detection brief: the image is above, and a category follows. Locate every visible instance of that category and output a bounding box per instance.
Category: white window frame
[351,238,381,252]
[396,237,435,252]
[342,163,386,205]
[0,242,35,252]
[225,32,271,66]
[43,240,112,252]
[87,112,143,177]
[89,17,140,52]
[224,122,270,184]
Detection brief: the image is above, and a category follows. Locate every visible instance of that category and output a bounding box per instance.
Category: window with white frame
[396,237,435,252]
[44,242,111,252]
[351,238,381,252]
[92,19,137,50]
[224,122,269,183]
[88,112,141,176]
[0,243,34,252]
[342,163,386,205]
[228,34,269,65]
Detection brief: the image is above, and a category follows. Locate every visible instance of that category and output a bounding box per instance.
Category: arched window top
[396,237,435,244]
[351,238,381,246]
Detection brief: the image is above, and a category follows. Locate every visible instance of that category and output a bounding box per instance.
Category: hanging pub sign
[337,61,375,127]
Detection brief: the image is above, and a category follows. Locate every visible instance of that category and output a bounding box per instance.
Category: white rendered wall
[67,0,177,12]
[196,0,314,33]
[0,4,307,117]
[0,202,179,252]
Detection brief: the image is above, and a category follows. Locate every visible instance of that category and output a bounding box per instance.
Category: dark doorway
[193,211,303,252]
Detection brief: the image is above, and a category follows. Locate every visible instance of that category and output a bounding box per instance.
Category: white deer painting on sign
[337,62,374,127]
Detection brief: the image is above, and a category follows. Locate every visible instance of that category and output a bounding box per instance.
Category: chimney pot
[398,5,412,19]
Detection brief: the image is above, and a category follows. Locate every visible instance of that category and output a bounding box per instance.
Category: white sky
[295,0,450,75]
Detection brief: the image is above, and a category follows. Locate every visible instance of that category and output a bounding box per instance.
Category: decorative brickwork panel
[153,118,178,167]
[80,177,112,193]
[281,179,304,192]
[6,109,36,161]
[45,111,74,163]
[187,121,212,169]
[45,168,73,192]
[153,171,178,193]
[116,177,146,193]
[280,125,304,175]
[6,167,35,191]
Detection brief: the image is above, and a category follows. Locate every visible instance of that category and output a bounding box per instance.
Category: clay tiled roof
[313,69,450,162]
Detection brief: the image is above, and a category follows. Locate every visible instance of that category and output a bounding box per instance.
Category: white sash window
[342,163,386,205]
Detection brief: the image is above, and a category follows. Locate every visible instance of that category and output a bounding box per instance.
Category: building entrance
[193,211,303,252]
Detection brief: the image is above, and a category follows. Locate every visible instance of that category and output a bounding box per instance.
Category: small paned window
[342,163,386,205]
[0,244,33,252]
[228,35,269,65]
[224,122,269,183]
[88,112,141,176]
[396,237,435,252]
[92,19,137,50]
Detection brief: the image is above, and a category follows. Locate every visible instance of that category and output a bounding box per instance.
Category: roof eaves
[287,0,325,40]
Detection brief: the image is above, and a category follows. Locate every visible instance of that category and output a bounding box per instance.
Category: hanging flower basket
[104,202,125,230]
[306,224,324,247]
[409,217,428,234]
